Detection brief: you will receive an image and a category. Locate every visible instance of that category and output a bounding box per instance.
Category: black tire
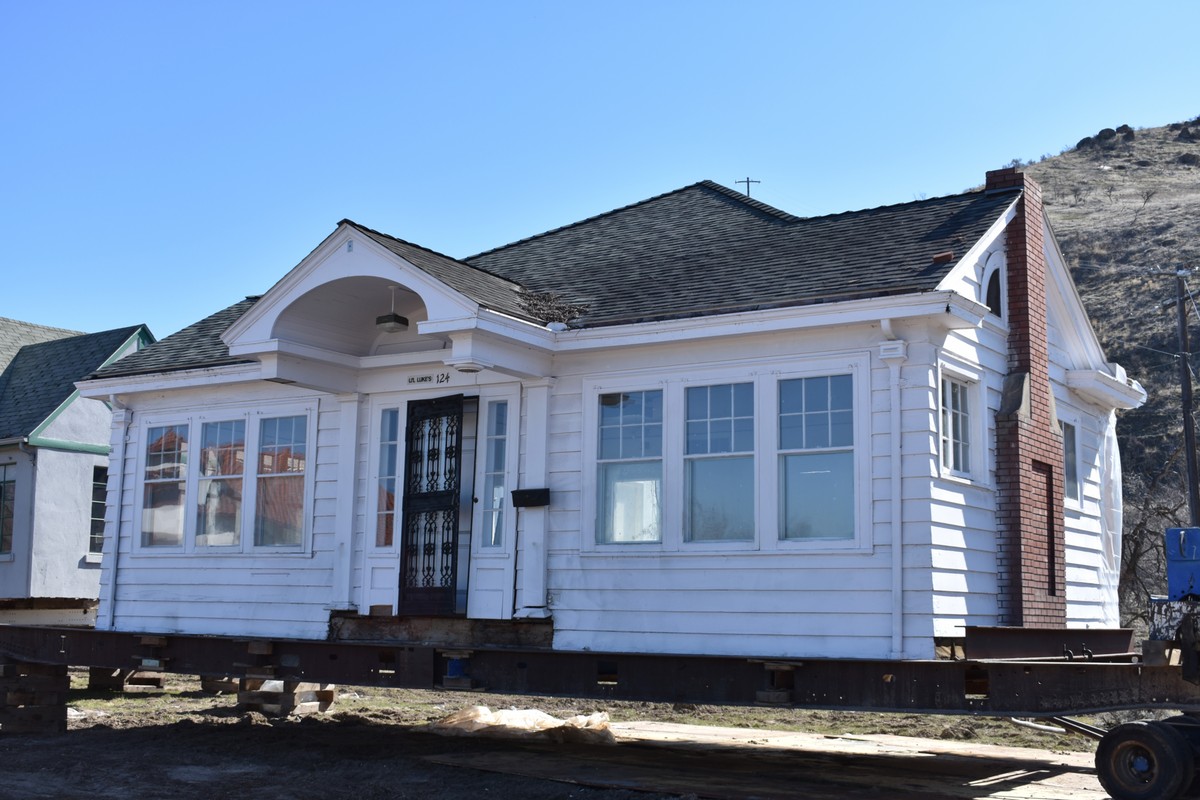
[1096,720,1193,800]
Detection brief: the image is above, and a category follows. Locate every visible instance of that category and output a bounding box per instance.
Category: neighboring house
[0,320,152,625]
[78,169,1144,660]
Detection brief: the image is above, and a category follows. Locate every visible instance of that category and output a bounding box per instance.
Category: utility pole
[1178,270,1200,525]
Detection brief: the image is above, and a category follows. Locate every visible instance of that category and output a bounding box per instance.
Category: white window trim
[937,360,988,485]
[581,353,872,555]
[1059,413,1083,510]
[981,250,1007,325]
[364,386,522,558]
[133,401,318,556]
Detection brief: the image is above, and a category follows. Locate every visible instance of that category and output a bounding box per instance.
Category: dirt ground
[0,672,1107,800]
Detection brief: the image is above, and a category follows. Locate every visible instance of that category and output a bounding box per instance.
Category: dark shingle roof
[0,326,145,440]
[0,317,82,372]
[91,298,259,379]
[464,180,1020,327]
[344,222,534,322]
[90,181,1022,377]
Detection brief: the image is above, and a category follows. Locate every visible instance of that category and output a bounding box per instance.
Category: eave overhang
[1066,367,1147,410]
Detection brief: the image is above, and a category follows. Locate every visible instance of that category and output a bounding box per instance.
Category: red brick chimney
[987,168,1066,627]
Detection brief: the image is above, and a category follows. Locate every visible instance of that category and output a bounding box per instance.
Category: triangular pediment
[223,221,504,360]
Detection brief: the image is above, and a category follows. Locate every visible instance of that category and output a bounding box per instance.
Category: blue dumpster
[1166,527,1200,600]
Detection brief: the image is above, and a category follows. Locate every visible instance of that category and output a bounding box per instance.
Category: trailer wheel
[1096,720,1195,800]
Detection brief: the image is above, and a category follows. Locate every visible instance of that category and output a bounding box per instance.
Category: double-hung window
[139,408,311,552]
[589,359,867,551]
[597,390,663,543]
[778,375,854,540]
[0,463,14,554]
[196,420,245,547]
[685,383,754,541]
[142,424,188,547]
[254,416,307,547]
[941,377,971,476]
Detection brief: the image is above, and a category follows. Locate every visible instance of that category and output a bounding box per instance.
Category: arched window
[986,269,1003,317]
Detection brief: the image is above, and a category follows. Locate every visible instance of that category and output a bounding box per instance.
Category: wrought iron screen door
[400,395,465,616]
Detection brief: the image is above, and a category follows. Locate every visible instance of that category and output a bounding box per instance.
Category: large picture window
[138,408,311,552]
[685,383,754,541]
[597,390,663,543]
[0,463,14,554]
[778,375,854,540]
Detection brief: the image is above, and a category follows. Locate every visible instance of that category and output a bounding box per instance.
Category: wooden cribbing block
[236,678,336,716]
[0,663,68,735]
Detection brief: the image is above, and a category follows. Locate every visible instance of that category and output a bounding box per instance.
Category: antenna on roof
[735,177,760,197]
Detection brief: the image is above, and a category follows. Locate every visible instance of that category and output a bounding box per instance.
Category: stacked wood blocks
[0,661,68,734]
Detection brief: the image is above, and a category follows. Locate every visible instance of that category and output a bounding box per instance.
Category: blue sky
[3,0,1198,339]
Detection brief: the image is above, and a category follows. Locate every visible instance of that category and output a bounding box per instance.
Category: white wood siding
[99,386,337,639]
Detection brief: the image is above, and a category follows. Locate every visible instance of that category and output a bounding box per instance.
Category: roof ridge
[14,324,146,353]
[338,219,524,288]
[696,180,804,223]
[464,180,728,261]
[804,184,1014,223]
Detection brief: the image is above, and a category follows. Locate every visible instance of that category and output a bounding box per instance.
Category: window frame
[89,465,108,555]
[133,402,317,556]
[1060,417,1081,507]
[0,462,14,556]
[982,250,1007,322]
[581,354,871,555]
[937,361,986,483]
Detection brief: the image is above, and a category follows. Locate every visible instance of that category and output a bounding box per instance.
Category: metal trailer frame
[3,621,1200,799]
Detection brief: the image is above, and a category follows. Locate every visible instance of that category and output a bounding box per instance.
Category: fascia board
[223,224,480,347]
[935,195,1020,292]
[550,292,987,352]
[28,329,150,445]
[77,362,265,399]
[228,339,362,368]
[1067,368,1147,410]
[420,309,556,349]
[24,436,109,455]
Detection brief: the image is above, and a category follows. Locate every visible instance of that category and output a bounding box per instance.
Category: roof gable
[220,221,528,360]
[0,317,81,372]
[0,325,148,440]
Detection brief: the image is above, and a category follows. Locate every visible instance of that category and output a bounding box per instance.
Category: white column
[879,339,908,659]
[514,379,554,619]
[329,394,360,611]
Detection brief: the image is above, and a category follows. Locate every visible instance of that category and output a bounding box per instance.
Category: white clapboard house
[0,319,151,624]
[78,169,1144,660]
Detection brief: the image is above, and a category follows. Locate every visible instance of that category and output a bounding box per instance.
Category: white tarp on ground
[427,706,616,745]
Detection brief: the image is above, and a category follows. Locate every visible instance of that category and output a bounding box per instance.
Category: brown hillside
[1021,117,1200,618]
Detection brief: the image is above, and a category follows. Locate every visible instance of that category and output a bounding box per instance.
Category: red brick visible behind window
[988,168,1067,627]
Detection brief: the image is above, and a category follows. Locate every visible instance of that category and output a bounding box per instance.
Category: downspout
[879,330,908,659]
[101,398,131,630]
